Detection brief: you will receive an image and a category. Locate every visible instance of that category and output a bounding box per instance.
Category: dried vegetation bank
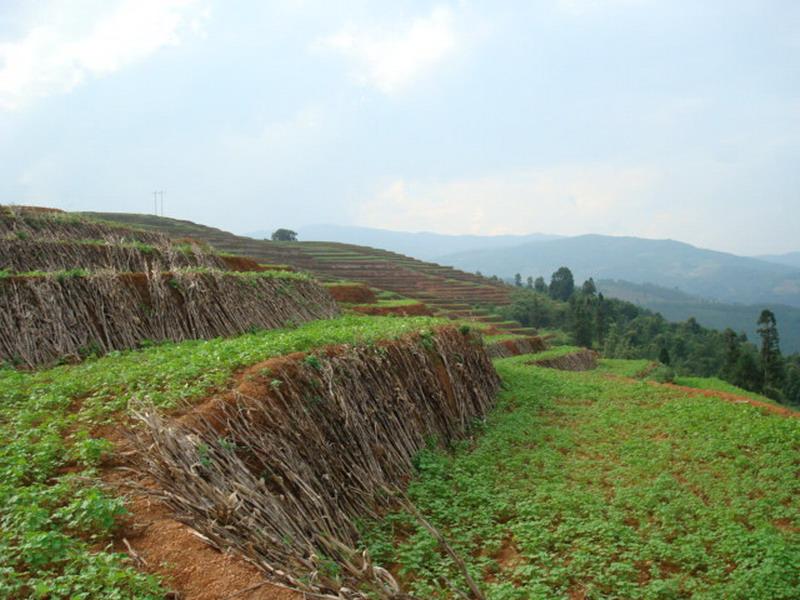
[134,326,501,598]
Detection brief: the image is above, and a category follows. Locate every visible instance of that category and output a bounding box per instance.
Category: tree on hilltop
[534,276,548,294]
[271,228,298,241]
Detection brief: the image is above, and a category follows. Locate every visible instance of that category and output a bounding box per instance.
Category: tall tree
[526,276,534,289]
[757,309,785,394]
[534,276,547,294]
[595,293,610,346]
[571,297,593,347]
[514,273,523,287]
[732,350,764,392]
[720,328,741,381]
[659,346,671,365]
[581,278,597,297]
[549,267,575,301]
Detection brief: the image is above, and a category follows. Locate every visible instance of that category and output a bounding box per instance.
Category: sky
[0,0,798,255]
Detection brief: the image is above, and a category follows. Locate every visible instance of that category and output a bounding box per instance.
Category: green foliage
[758,309,785,394]
[549,266,575,301]
[533,276,547,294]
[0,315,446,596]
[364,357,800,599]
[270,228,298,242]
[649,364,675,383]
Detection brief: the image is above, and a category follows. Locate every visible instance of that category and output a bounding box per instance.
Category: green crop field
[364,355,800,599]
[0,315,447,599]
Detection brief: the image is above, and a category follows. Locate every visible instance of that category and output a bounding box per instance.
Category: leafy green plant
[0,315,447,596]
[363,355,800,599]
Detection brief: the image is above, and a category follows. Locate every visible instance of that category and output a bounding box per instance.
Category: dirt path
[656,381,799,419]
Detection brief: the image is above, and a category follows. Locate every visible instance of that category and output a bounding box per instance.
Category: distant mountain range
[437,234,800,308]
[246,224,561,261]
[757,251,800,269]
[240,224,800,346]
[596,279,800,353]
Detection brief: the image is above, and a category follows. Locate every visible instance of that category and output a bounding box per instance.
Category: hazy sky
[1,0,798,255]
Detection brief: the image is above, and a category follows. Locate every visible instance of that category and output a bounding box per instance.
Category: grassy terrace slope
[83,213,514,310]
[365,354,800,599]
[0,316,448,599]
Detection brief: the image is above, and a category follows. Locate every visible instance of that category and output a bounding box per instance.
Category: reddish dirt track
[656,381,799,418]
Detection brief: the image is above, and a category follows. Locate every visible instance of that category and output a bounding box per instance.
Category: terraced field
[82,213,531,334]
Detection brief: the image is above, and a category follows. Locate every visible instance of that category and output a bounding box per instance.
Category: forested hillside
[596,279,800,353]
[500,270,800,407]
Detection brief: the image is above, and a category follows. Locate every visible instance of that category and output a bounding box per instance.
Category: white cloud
[0,0,207,110]
[357,165,660,235]
[316,6,459,94]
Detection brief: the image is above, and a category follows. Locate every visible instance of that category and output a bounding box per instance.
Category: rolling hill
[439,234,800,308]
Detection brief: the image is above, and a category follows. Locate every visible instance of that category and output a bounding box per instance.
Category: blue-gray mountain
[757,251,800,269]
[438,235,800,308]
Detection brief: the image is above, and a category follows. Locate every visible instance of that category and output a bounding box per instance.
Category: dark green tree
[514,273,523,287]
[549,267,575,301]
[757,309,785,395]
[595,293,610,346]
[785,359,800,406]
[732,350,764,392]
[720,328,741,381]
[571,297,593,347]
[534,276,547,293]
[659,346,671,365]
[526,276,534,289]
[271,228,298,241]
[581,278,597,297]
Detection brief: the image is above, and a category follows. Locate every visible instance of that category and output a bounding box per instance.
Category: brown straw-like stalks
[0,238,227,273]
[131,327,499,598]
[0,269,339,367]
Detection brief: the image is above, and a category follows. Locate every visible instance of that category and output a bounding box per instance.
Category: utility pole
[153,190,165,216]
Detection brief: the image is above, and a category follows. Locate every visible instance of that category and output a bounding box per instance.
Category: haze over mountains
[757,252,800,269]
[440,234,800,308]
[248,225,562,261]
[251,224,800,352]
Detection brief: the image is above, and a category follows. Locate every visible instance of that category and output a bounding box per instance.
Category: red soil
[220,254,268,272]
[326,284,377,304]
[99,422,301,600]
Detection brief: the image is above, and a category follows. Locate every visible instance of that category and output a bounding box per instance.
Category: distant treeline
[496,267,800,407]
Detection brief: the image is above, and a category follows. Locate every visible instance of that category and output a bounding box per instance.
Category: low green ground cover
[365,356,800,599]
[525,345,583,362]
[0,315,446,598]
[597,358,656,378]
[373,299,424,307]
